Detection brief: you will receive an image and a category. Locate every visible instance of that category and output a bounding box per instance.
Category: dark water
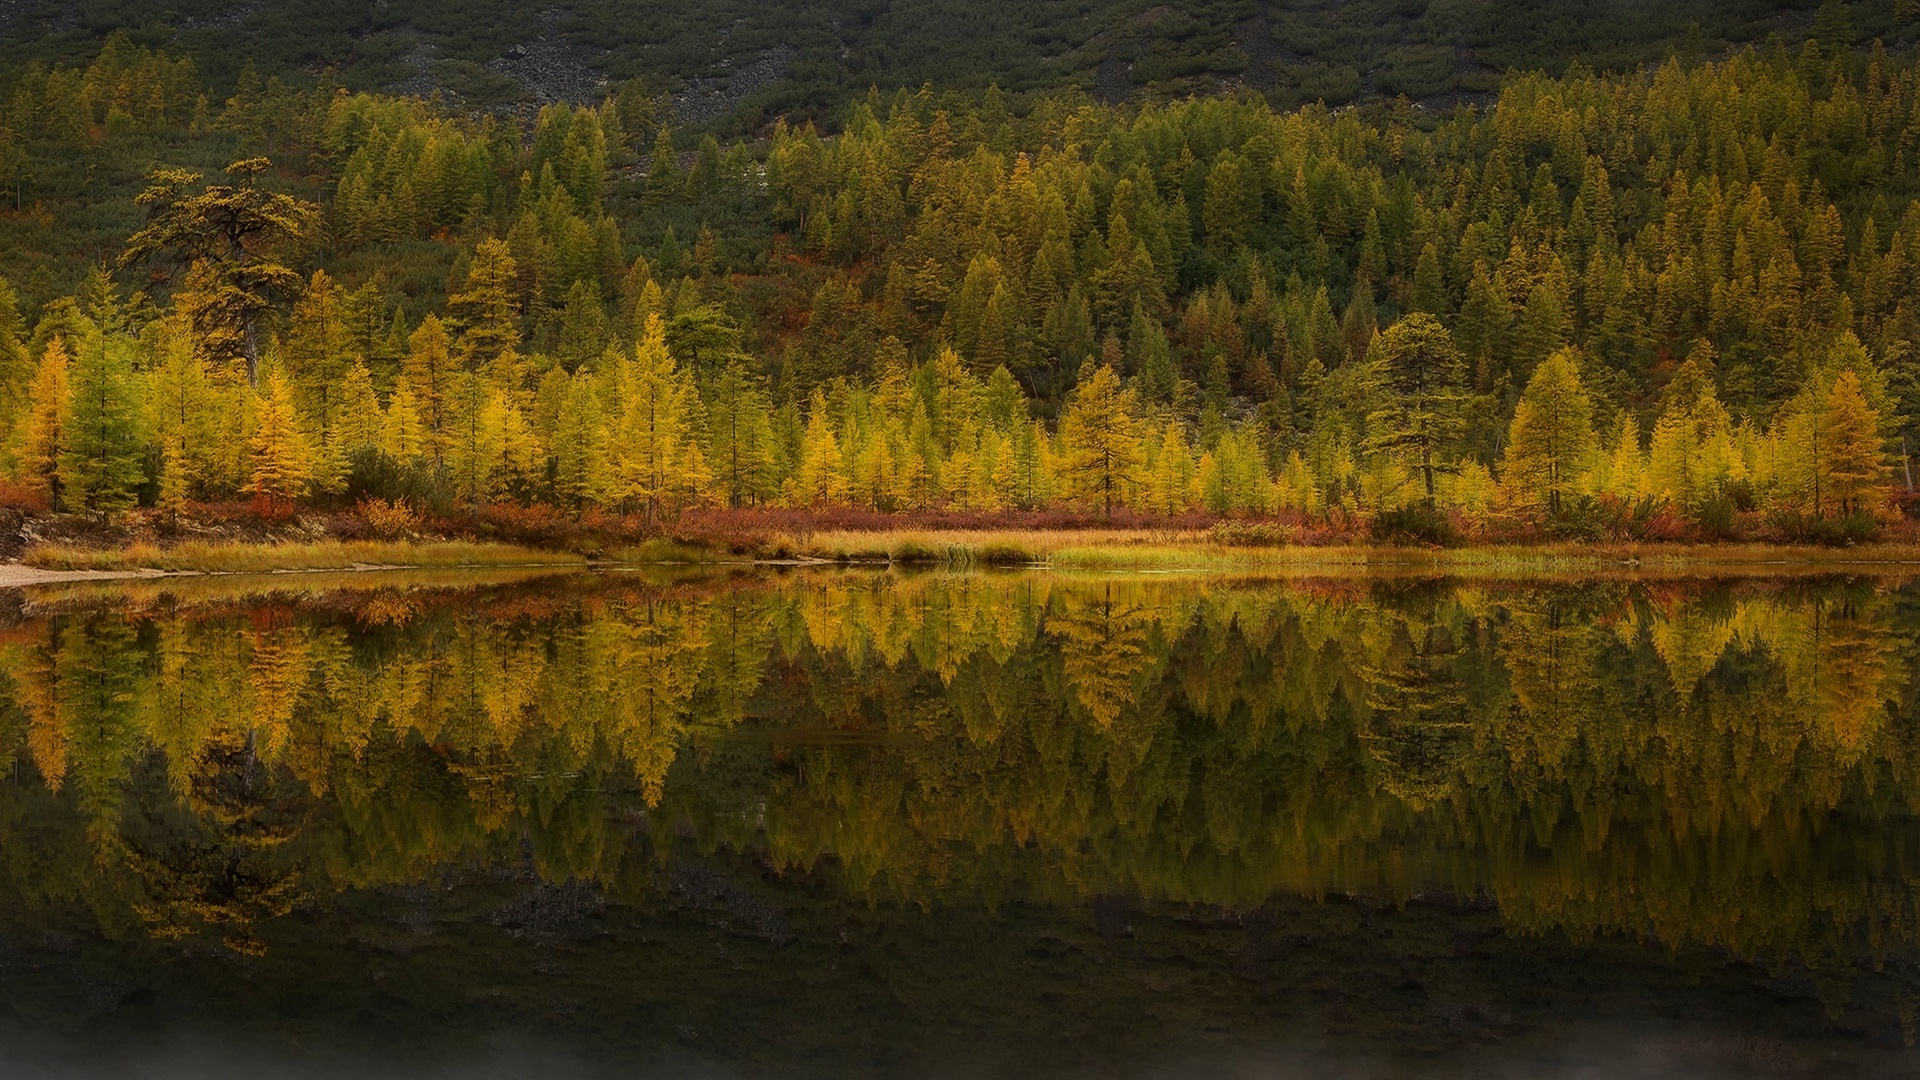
[2,567,1920,1077]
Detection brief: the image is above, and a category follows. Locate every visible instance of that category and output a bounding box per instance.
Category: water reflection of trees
[1,572,1918,967]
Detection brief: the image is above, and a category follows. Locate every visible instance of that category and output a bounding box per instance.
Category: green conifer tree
[58,333,145,519]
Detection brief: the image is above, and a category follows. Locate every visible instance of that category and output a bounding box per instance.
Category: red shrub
[248,495,299,523]
[1635,510,1694,543]
[0,480,46,513]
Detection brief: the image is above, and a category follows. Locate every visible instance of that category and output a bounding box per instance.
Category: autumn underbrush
[690,500,1920,573]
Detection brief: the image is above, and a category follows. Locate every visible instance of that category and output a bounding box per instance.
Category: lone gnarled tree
[119,158,318,386]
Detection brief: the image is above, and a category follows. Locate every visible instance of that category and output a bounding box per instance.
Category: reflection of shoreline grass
[22,540,583,574]
[13,565,587,608]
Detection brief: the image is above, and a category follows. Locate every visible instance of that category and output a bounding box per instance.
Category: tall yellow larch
[401,315,455,467]
[1274,450,1322,514]
[793,388,849,507]
[1646,354,1736,514]
[1009,418,1053,509]
[1144,421,1196,516]
[382,384,425,462]
[147,321,216,511]
[1195,450,1222,513]
[15,339,71,509]
[157,437,191,518]
[1499,346,1597,513]
[973,426,1017,510]
[850,421,896,510]
[553,373,610,510]
[615,313,687,518]
[942,439,977,507]
[332,359,384,457]
[1059,364,1143,516]
[898,406,939,510]
[282,269,352,435]
[1824,368,1883,515]
[450,237,522,375]
[245,372,311,506]
[448,371,506,506]
[306,418,350,499]
[675,438,714,510]
[1597,412,1645,500]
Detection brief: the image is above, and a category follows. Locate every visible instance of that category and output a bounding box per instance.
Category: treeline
[4,35,1920,534]
[1,574,1916,965]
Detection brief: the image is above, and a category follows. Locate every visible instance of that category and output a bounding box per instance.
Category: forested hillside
[3,15,1920,540]
[3,0,1916,124]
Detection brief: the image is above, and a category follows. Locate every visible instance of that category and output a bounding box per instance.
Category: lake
[1,566,1918,1077]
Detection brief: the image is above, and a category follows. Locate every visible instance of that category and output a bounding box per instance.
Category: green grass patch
[602,539,738,564]
[888,540,945,565]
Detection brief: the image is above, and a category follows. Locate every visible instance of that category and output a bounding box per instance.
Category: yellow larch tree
[245,372,312,507]
[496,391,546,500]
[616,313,688,519]
[1059,363,1143,516]
[331,359,384,458]
[1144,420,1197,516]
[15,338,72,509]
[401,315,455,468]
[1595,412,1646,500]
[1646,350,1737,514]
[1823,368,1884,515]
[792,387,850,507]
[552,373,610,510]
[450,237,523,381]
[147,320,216,515]
[1500,346,1598,514]
[447,370,505,506]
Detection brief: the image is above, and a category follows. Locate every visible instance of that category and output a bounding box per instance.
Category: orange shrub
[356,498,420,540]
[0,479,47,513]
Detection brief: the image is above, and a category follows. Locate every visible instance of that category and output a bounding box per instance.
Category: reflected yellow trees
[0,571,1917,971]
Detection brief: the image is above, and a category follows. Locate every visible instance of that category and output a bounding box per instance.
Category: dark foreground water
[2,567,1920,1078]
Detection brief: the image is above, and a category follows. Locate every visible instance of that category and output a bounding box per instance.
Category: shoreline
[9,534,1920,588]
[0,564,175,588]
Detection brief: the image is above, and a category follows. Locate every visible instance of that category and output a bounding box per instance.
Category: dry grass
[22,539,584,573]
[777,528,1920,578]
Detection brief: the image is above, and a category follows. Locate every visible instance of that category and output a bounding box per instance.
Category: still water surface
[1,567,1919,1077]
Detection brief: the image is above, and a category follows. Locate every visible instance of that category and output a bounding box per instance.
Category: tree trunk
[243,314,260,387]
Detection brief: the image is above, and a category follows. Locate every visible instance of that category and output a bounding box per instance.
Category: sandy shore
[0,563,174,588]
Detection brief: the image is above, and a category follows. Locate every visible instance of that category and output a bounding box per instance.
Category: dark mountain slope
[2,0,1910,129]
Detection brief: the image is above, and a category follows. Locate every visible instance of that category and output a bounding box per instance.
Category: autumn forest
[10,5,1920,1071]
[1,12,1919,547]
